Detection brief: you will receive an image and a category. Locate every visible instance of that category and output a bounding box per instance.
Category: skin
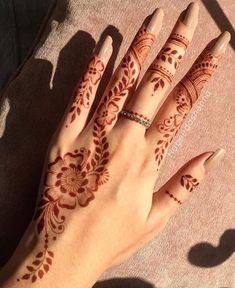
[0,2,230,288]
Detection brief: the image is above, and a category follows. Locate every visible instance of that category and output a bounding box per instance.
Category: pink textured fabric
[0,0,234,287]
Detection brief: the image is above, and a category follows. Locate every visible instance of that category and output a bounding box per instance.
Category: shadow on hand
[94,278,154,288]
[0,22,122,267]
[188,229,235,267]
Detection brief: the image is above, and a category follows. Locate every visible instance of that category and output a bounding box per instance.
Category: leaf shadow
[188,229,235,267]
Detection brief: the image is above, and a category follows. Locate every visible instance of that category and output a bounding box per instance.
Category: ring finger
[147,31,230,169]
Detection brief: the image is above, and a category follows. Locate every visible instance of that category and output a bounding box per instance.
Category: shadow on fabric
[0,24,122,266]
[94,277,154,288]
[188,229,235,267]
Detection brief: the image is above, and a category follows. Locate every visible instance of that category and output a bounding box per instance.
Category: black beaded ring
[120,110,151,128]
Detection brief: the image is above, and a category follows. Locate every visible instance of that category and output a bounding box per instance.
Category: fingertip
[147,7,164,35]
[210,31,231,56]
[204,148,225,171]
[180,2,199,28]
[98,35,113,60]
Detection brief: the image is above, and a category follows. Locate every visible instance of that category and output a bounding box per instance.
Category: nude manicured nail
[147,8,164,34]
[98,35,113,58]
[210,31,231,56]
[204,148,225,171]
[181,2,199,28]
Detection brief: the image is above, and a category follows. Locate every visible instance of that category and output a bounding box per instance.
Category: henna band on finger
[120,110,151,128]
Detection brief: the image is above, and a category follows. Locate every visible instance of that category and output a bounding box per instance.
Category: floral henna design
[96,54,137,127]
[19,25,155,284]
[180,175,199,192]
[155,48,220,167]
[67,56,105,126]
[19,142,109,282]
[155,90,190,166]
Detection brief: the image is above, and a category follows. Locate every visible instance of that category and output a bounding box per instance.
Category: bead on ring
[120,109,151,128]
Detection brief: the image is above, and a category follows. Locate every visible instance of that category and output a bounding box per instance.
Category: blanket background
[0,1,234,287]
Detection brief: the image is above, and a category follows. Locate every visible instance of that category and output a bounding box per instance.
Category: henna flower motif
[44,154,86,209]
[68,57,104,124]
[43,150,99,209]
[96,101,119,126]
[87,57,105,85]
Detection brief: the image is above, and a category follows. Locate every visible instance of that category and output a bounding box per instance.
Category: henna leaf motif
[181,175,199,192]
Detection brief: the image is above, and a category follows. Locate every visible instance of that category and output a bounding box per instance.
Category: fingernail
[98,35,113,58]
[181,2,199,28]
[210,31,231,56]
[147,8,164,34]
[204,148,225,171]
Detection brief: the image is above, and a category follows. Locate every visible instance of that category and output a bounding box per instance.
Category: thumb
[147,148,225,229]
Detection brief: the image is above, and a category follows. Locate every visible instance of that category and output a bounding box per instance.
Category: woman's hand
[1,2,230,288]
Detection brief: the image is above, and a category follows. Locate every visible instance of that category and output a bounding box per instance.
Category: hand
[1,2,230,288]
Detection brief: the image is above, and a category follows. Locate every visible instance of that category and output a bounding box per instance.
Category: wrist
[0,223,104,288]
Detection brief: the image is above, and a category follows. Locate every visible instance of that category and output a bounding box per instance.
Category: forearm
[0,223,103,288]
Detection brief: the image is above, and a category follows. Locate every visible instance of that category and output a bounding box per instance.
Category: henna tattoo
[95,54,137,127]
[181,175,199,192]
[67,56,104,126]
[157,47,183,69]
[19,143,109,282]
[180,50,220,105]
[95,27,155,128]
[154,89,190,165]
[148,34,186,94]
[131,27,156,68]
[20,26,155,283]
[168,32,189,50]
[149,64,174,92]
[165,190,182,205]
[154,48,220,167]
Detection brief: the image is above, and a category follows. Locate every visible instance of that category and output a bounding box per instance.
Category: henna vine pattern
[19,27,155,284]
[67,56,104,125]
[96,27,155,128]
[165,190,182,205]
[157,46,183,69]
[95,54,137,127]
[155,48,220,167]
[181,175,199,192]
[19,145,109,282]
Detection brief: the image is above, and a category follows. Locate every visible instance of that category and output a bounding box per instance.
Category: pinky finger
[147,148,225,229]
[110,149,225,266]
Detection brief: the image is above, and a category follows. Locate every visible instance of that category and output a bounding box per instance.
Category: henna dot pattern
[165,190,182,205]
[67,56,105,125]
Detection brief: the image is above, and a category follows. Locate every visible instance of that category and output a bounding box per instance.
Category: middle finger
[119,3,199,132]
